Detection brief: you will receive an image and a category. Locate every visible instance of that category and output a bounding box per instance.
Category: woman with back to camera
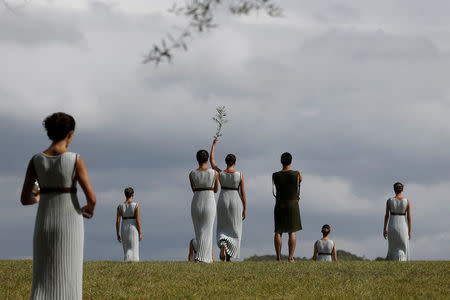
[383,182,411,261]
[210,138,247,261]
[116,187,142,262]
[189,149,219,263]
[272,152,302,262]
[20,112,96,300]
[312,224,338,262]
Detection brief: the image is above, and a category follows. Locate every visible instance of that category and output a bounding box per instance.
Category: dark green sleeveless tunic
[272,170,302,233]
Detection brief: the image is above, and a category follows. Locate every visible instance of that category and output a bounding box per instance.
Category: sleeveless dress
[119,202,139,262]
[216,171,243,259]
[386,197,409,261]
[31,152,84,300]
[316,239,334,262]
[190,169,217,263]
[272,170,302,233]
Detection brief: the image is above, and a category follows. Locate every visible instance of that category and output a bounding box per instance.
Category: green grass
[1,260,449,299]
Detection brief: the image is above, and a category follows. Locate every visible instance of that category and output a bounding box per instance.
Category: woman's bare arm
[407,201,411,240]
[136,204,142,241]
[116,207,121,242]
[210,138,221,172]
[240,173,247,220]
[189,172,195,192]
[312,241,318,261]
[75,156,96,218]
[20,159,39,206]
[383,200,390,239]
[213,171,219,193]
[332,243,338,261]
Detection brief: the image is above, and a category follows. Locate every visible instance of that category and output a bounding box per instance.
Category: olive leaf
[213,105,229,139]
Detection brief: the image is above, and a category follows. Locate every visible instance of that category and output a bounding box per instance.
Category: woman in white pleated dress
[189,149,219,263]
[210,138,247,261]
[312,224,338,262]
[116,187,142,262]
[383,182,411,261]
[20,112,96,300]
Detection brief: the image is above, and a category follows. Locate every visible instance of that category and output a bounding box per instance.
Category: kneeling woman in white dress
[313,224,338,261]
[210,138,247,261]
[189,149,219,263]
[383,182,411,261]
[116,187,142,262]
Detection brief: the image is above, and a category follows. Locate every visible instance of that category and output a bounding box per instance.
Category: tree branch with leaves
[143,0,282,65]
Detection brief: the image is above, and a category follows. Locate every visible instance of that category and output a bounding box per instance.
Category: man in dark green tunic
[272,152,302,262]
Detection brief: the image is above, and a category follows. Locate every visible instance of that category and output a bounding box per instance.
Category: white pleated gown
[31,152,84,300]
[316,239,334,262]
[216,171,243,259]
[119,203,140,262]
[190,169,217,263]
[386,197,409,261]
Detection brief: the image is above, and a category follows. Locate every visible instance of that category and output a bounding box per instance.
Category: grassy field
[1,260,449,299]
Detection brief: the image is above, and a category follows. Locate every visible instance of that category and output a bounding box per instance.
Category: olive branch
[143,0,283,65]
[212,106,228,139]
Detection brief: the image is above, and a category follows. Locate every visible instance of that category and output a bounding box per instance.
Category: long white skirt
[191,190,216,263]
[31,193,84,300]
[386,215,409,261]
[121,219,139,262]
[216,190,242,258]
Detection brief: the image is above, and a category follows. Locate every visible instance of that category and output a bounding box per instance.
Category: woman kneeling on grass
[313,224,337,261]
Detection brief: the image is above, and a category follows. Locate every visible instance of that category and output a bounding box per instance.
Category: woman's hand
[242,209,246,220]
[213,138,218,145]
[117,235,121,243]
[139,233,143,241]
[383,229,388,239]
[81,204,95,219]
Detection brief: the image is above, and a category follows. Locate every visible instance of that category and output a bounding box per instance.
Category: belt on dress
[318,252,332,255]
[221,186,239,190]
[390,212,406,215]
[40,187,77,194]
[276,199,299,204]
[123,217,136,220]
[193,187,214,191]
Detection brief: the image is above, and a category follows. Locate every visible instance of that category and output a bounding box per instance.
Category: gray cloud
[0,8,85,46]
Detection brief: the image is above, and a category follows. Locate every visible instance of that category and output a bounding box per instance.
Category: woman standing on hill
[21,112,96,300]
[116,187,142,262]
[383,182,411,261]
[189,149,219,263]
[210,138,247,261]
[312,224,338,261]
[272,152,302,262]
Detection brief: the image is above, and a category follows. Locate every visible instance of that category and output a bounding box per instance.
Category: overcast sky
[1,0,449,261]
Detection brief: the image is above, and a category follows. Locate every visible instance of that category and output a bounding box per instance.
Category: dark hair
[393,182,404,195]
[196,150,209,164]
[321,224,331,236]
[124,187,134,198]
[225,154,236,166]
[43,112,76,142]
[281,152,292,166]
